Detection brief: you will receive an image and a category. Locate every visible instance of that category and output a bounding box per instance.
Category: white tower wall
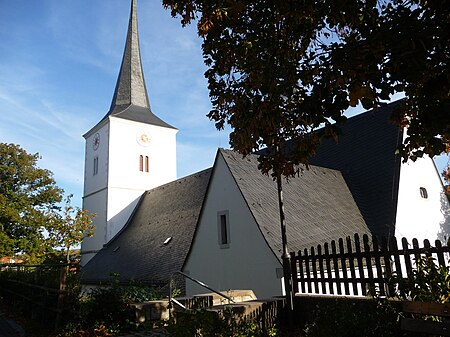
[81,118,177,265]
[80,0,178,266]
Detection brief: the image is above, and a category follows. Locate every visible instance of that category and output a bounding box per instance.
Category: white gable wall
[395,155,450,242]
[183,152,282,299]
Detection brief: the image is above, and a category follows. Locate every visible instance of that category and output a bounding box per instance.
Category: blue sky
[0,0,231,206]
[0,1,448,208]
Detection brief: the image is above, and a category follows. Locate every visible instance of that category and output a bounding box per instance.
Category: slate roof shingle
[220,149,371,256]
[81,169,211,285]
[82,102,403,284]
[309,101,403,238]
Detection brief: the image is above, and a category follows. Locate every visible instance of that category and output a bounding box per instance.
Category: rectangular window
[217,211,230,248]
[93,156,99,176]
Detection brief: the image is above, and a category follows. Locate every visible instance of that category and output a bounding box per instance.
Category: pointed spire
[105,0,175,129]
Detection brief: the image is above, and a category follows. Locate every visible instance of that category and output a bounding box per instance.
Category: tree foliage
[163,0,449,177]
[0,143,63,261]
[47,194,96,263]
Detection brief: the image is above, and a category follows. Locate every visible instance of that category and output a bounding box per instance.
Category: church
[80,0,449,298]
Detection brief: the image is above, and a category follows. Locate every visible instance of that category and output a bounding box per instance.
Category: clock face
[137,132,150,147]
[93,133,100,150]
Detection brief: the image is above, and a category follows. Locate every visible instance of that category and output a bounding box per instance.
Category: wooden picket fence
[290,233,450,297]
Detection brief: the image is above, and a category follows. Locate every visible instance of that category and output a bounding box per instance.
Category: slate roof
[81,169,211,285]
[309,101,403,238]
[220,149,371,256]
[95,0,175,131]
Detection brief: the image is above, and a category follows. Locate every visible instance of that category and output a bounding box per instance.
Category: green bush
[301,298,400,337]
[164,306,278,337]
[390,256,450,303]
[60,274,162,336]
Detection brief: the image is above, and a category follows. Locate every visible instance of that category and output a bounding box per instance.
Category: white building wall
[105,117,177,241]
[183,153,282,299]
[395,156,450,243]
[106,190,141,242]
[81,189,107,265]
[81,122,110,265]
[108,117,177,191]
[81,116,177,265]
[83,122,109,197]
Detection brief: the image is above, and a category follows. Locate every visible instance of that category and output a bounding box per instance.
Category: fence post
[298,250,305,293]
[381,236,394,296]
[317,244,326,294]
[324,243,334,295]
[372,236,385,296]
[55,265,68,331]
[290,252,299,294]
[402,237,414,285]
[436,240,446,267]
[340,238,351,295]
[363,234,375,296]
[331,240,342,295]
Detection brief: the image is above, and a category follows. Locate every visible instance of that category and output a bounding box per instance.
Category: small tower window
[139,155,143,172]
[93,156,99,176]
[139,155,149,172]
[420,187,428,199]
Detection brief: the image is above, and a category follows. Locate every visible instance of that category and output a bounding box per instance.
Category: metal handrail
[168,271,235,315]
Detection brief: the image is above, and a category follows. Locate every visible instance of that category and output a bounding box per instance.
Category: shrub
[59,274,162,336]
[164,306,278,337]
[390,256,450,303]
[301,298,400,337]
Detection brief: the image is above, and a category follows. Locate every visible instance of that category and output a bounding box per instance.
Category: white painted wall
[81,116,177,265]
[81,189,107,265]
[105,117,177,241]
[395,155,450,243]
[106,190,141,241]
[83,122,109,197]
[81,122,109,265]
[108,117,177,191]
[183,152,283,299]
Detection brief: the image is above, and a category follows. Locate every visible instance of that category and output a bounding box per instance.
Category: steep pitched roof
[220,149,370,255]
[96,0,175,130]
[309,101,403,238]
[81,169,211,285]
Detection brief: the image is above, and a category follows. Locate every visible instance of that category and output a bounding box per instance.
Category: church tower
[81,0,177,265]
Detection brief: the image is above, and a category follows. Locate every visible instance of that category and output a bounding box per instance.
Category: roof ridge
[344,98,404,121]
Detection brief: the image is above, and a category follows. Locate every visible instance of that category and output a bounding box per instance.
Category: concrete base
[192,289,257,306]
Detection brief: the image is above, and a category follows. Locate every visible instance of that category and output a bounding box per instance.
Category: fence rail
[290,234,450,297]
[0,263,75,330]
